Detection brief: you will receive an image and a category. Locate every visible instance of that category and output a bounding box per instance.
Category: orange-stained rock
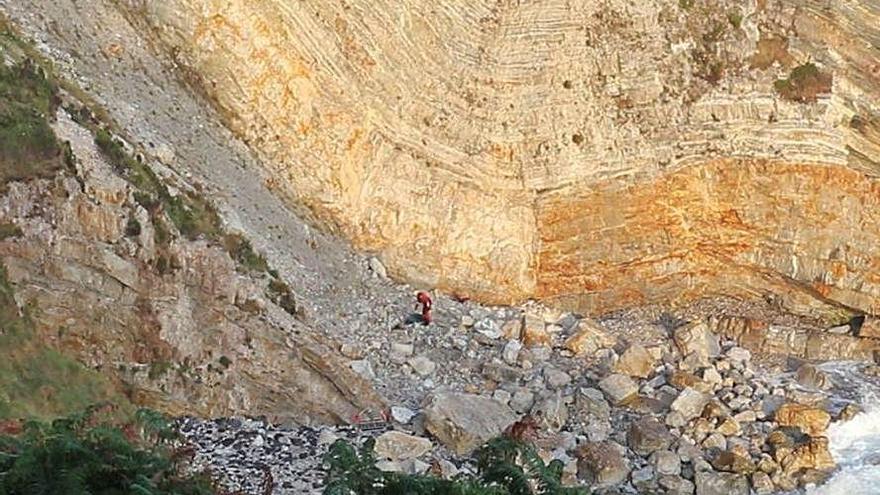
[115,0,880,321]
[774,404,831,437]
[564,320,616,357]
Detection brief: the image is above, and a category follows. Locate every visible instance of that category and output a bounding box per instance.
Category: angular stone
[576,441,630,487]
[502,339,522,365]
[350,359,375,380]
[694,471,749,495]
[751,471,774,494]
[671,387,710,420]
[544,366,572,388]
[651,449,682,476]
[522,312,550,347]
[482,361,522,383]
[598,373,639,405]
[577,387,611,419]
[627,417,673,456]
[710,450,755,474]
[673,322,720,360]
[391,406,416,424]
[374,431,433,461]
[726,346,751,364]
[510,389,535,413]
[796,364,830,390]
[474,318,503,339]
[774,403,831,437]
[564,320,615,356]
[779,436,835,475]
[613,343,656,378]
[659,475,696,495]
[423,392,519,455]
[408,355,436,376]
[716,418,741,436]
[532,391,569,431]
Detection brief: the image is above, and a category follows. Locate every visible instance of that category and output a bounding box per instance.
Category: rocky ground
[2,3,880,495]
[179,307,879,494]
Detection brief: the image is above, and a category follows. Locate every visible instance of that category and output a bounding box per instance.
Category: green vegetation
[773,62,833,103]
[147,361,173,381]
[0,223,21,240]
[223,234,269,273]
[268,277,298,316]
[0,59,62,189]
[0,264,129,421]
[679,0,694,9]
[0,407,216,494]
[323,437,586,495]
[94,129,222,242]
[727,11,743,29]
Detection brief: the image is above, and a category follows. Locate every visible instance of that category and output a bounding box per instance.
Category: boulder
[408,356,436,377]
[751,471,774,494]
[502,340,522,365]
[564,320,615,356]
[374,431,433,461]
[779,436,835,475]
[627,417,673,456]
[795,364,830,390]
[659,475,696,495]
[673,322,720,360]
[423,392,519,455]
[613,343,656,378]
[671,387,710,420]
[694,471,749,495]
[651,449,682,476]
[521,312,550,347]
[532,391,569,431]
[598,373,639,405]
[774,403,831,437]
[709,450,755,474]
[576,441,630,487]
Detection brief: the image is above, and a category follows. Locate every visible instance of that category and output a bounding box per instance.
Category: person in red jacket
[416,291,432,325]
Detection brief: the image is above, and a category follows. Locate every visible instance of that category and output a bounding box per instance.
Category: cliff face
[0,94,383,424]
[115,0,880,317]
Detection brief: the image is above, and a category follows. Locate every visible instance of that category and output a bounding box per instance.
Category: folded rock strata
[105,0,880,318]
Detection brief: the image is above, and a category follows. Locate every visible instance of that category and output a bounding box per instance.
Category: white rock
[408,356,437,377]
[474,318,502,339]
[368,257,387,278]
[502,339,522,365]
[391,406,417,424]
[726,346,751,364]
[350,359,375,379]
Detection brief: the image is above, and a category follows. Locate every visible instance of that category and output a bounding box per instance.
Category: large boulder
[576,441,630,487]
[670,387,710,420]
[374,431,433,461]
[423,392,519,455]
[627,417,673,457]
[613,343,656,378]
[564,320,615,356]
[673,322,721,361]
[774,403,831,437]
[598,373,639,406]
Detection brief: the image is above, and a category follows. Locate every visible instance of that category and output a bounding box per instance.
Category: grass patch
[147,360,173,381]
[0,60,63,189]
[95,129,221,242]
[0,222,22,240]
[223,233,269,273]
[0,264,129,421]
[727,11,743,29]
[268,277,298,317]
[773,62,833,103]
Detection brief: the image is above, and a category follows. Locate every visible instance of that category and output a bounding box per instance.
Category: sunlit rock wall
[119,0,880,316]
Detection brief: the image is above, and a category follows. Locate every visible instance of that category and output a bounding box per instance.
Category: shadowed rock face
[119,0,880,315]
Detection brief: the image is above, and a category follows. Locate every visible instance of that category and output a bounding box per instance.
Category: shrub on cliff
[322,436,586,495]
[0,406,215,495]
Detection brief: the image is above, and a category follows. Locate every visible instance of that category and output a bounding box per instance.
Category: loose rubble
[174,303,877,494]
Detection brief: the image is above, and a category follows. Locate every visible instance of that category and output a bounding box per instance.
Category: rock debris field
[179,299,880,494]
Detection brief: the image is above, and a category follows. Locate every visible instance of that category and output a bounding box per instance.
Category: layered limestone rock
[113,0,880,316]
